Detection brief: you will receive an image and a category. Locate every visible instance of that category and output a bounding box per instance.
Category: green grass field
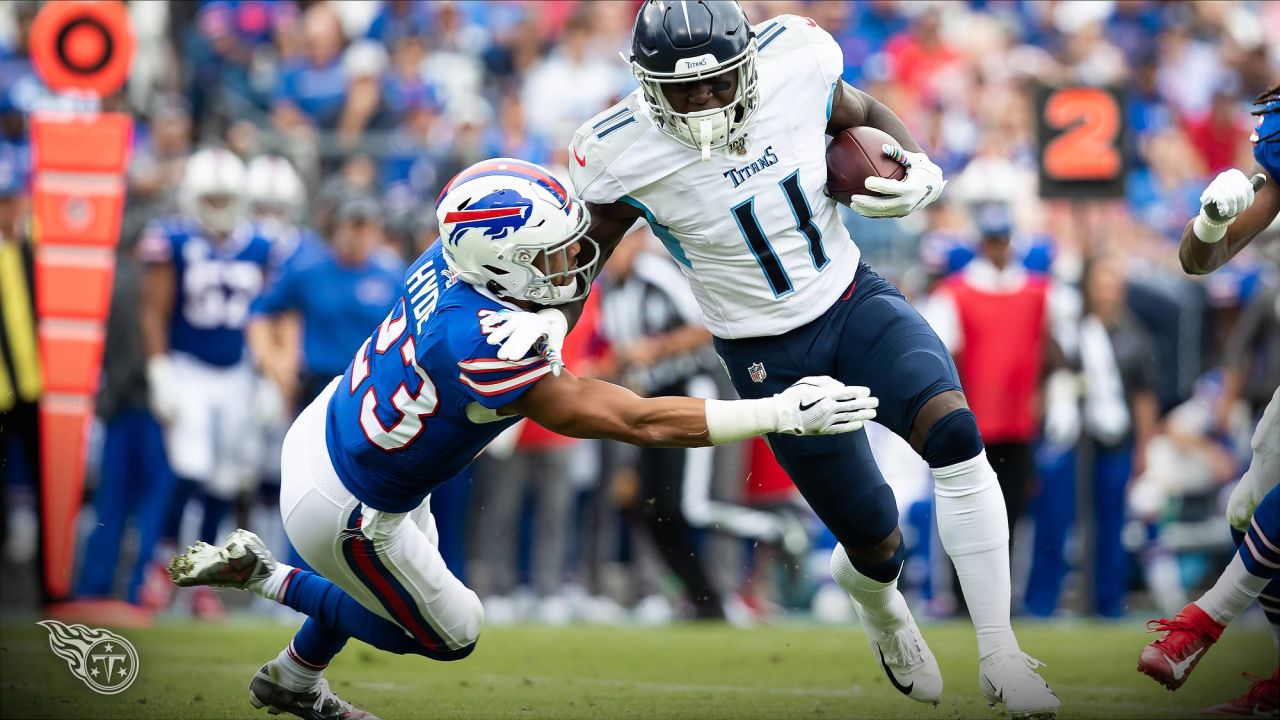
[0,619,1273,719]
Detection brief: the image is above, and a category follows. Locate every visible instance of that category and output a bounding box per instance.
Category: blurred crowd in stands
[1,0,1278,626]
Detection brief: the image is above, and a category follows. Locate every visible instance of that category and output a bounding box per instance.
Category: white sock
[1195,554,1269,626]
[274,644,323,692]
[250,564,295,602]
[932,451,1018,660]
[830,544,911,630]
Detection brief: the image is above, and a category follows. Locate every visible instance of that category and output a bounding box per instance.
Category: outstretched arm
[1180,168,1278,275]
[504,371,878,449]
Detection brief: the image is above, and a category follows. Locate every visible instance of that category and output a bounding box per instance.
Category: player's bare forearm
[245,317,276,369]
[555,200,642,329]
[139,264,175,359]
[1180,172,1280,275]
[507,370,711,448]
[826,82,921,153]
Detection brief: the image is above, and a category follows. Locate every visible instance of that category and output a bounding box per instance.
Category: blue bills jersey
[136,217,273,367]
[325,241,552,513]
[1252,100,1280,181]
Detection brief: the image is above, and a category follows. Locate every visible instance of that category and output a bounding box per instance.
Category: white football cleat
[980,652,1060,720]
[169,529,276,590]
[856,606,943,705]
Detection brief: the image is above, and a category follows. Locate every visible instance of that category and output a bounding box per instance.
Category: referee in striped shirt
[600,227,813,619]
[599,224,727,618]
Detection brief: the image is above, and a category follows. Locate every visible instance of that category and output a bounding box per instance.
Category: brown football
[826,126,907,205]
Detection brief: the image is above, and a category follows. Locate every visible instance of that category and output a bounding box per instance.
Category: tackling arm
[505,370,879,449]
[826,81,921,152]
[1179,168,1279,275]
[507,370,713,448]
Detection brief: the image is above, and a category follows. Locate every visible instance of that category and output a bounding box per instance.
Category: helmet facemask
[501,201,598,306]
[437,169,599,308]
[633,39,759,161]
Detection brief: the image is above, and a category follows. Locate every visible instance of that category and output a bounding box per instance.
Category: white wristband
[704,397,780,445]
[1193,211,1230,244]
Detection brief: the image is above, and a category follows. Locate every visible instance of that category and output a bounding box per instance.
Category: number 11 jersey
[568,15,856,340]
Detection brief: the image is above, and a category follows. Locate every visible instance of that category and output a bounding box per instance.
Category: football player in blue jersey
[1138,84,1280,716]
[168,158,879,720]
[498,3,1056,714]
[137,147,277,617]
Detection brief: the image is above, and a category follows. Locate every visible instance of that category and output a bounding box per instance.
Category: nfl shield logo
[748,362,767,383]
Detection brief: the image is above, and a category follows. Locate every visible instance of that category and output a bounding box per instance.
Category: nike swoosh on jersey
[1167,648,1202,680]
[878,647,914,696]
[572,147,587,167]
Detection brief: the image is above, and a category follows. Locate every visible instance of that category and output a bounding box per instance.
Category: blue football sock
[290,617,349,669]
[281,569,472,661]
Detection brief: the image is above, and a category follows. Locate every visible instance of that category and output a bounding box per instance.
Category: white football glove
[146,355,182,425]
[773,376,878,436]
[1042,370,1081,448]
[482,308,568,376]
[1194,169,1267,243]
[848,146,946,219]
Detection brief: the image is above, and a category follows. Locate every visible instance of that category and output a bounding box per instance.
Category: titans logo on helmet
[443,190,534,245]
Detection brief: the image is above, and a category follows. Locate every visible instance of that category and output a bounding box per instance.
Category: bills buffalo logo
[37,620,140,695]
[444,191,534,245]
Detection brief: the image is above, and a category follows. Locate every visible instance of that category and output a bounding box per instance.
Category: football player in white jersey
[495,3,1058,717]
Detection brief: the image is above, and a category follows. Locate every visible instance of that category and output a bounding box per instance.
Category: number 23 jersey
[325,242,552,513]
[569,15,854,340]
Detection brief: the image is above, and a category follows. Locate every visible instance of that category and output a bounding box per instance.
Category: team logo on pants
[37,620,140,695]
[748,362,767,383]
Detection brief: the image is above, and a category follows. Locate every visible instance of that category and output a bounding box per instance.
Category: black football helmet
[630,1,759,159]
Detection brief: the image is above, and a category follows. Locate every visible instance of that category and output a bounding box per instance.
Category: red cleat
[1136,603,1225,691]
[190,586,227,622]
[138,560,176,611]
[1201,669,1280,717]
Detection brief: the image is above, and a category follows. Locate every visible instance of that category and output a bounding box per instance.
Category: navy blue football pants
[714,263,962,551]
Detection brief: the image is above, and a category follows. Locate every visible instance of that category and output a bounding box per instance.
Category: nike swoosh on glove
[774,375,878,435]
[849,145,947,219]
[482,308,568,376]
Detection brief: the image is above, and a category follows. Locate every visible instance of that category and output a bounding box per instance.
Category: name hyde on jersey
[405,259,440,336]
[723,145,780,188]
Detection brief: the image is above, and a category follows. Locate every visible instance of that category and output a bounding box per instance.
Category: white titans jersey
[569,15,855,339]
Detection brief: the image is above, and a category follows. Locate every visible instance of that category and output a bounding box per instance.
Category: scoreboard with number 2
[1035,85,1127,199]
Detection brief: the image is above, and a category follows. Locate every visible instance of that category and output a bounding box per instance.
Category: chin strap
[699,117,712,161]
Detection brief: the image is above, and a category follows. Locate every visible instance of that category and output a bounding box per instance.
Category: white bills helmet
[245,154,306,224]
[436,159,596,306]
[180,147,247,236]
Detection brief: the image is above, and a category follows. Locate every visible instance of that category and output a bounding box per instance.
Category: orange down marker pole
[28,1,134,602]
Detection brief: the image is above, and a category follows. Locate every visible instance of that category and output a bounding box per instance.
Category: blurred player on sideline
[1138,84,1280,717]
[137,147,276,618]
[497,4,1056,715]
[168,159,879,720]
